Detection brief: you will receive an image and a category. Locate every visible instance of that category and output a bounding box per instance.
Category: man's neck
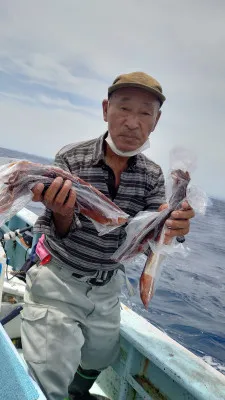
[105,143,129,173]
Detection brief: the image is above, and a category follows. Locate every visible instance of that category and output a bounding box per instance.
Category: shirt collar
[91,132,107,166]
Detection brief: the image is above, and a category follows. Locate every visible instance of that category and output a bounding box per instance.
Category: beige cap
[108,71,166,105]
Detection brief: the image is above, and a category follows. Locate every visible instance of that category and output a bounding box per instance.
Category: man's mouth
[120,134,139,141]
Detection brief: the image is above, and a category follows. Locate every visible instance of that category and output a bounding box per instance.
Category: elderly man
[21,72,194,400]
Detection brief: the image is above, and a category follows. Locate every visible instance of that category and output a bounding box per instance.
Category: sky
[0,0,224,199]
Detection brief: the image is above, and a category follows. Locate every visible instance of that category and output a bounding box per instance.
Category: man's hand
[32,177,76,216]
[159,201,195,244]
[32,177,77,237]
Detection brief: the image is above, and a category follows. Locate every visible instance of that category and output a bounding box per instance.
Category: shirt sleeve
[53,151,71,172]
[33,150,79,239]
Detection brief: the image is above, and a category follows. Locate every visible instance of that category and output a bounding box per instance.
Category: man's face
[102,87,161,152]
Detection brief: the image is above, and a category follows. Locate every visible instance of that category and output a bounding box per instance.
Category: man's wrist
[53,211,74,237]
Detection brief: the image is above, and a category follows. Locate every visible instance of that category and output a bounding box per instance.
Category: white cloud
[0,90,101,116]
[0,99,105,157]
[37,94,101,116]
[0,54,107,101]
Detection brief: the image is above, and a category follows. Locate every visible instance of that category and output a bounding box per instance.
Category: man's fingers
[159,201,195,241]
[165,215,190,237]
[171,208,195,220]
[181,201,192,210]
[43,177,64,205]
[42,178,76,215]
[158,203,168,212]
[32,178,76,215]
[66,188,76,208]
[165,218,190,231]
[165,227,189,237]
[54,179,72,205]
[32,183,45,202]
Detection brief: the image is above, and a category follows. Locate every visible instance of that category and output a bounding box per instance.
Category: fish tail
[140,271,155,309]
[140,253,156,308]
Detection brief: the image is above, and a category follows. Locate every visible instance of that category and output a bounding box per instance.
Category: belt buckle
[89,271,114,286]
[89,278,105,286]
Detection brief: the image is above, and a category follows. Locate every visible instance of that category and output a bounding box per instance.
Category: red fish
[0,160,129,229]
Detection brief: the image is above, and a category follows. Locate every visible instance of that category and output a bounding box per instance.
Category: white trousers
[21,261,121,400]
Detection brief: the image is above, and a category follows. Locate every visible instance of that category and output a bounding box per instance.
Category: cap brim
[108,82,166,105]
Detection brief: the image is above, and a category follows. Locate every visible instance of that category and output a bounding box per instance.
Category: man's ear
[102,99,109,122]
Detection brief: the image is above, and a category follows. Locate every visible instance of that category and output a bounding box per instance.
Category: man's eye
[142,111,152,115]
[121,107,128,111]
[142,112,151,116]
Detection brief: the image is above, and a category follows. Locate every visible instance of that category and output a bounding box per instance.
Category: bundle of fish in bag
[0,160,129,234]
[112,147,208,309]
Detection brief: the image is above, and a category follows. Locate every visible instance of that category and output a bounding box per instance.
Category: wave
[202,355,225,374]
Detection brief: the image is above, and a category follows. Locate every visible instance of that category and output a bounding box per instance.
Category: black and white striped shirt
[34,133,165,276]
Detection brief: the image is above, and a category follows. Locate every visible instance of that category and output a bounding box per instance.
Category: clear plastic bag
[0,160,129,234]
[112,147,209,308]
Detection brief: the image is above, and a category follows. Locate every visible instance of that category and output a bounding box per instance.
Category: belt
[37,252,116,287]
[72,270,115,286]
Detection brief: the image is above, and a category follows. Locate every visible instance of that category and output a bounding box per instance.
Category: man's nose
[125,114,139,130]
